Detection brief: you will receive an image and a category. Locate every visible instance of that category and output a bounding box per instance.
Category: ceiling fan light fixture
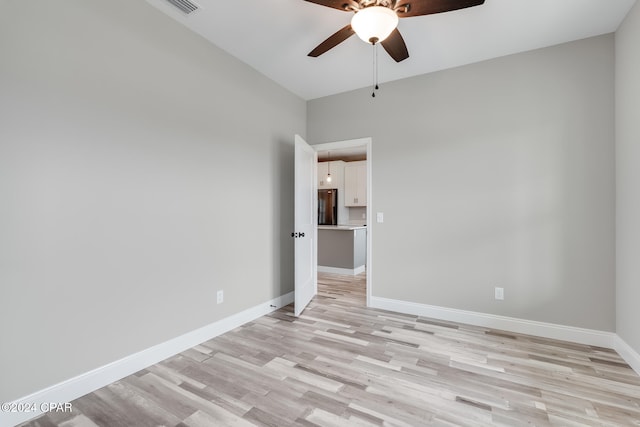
[351,6,398,44]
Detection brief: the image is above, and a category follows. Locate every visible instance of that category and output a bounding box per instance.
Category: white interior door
[294,135,317,316]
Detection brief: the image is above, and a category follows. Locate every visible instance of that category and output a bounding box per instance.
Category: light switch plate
[376,212,384,223]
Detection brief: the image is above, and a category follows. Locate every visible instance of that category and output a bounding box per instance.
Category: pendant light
[326,151,332,183]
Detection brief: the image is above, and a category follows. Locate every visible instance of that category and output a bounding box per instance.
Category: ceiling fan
[305,0,485,62]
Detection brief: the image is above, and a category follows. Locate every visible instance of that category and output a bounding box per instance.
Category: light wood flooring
[22,273,640,426]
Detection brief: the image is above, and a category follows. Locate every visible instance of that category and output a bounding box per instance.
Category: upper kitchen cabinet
[344,161,367,207]
[318,160,345,189]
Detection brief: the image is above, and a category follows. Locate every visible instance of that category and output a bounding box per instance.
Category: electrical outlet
[495,287,504,300]
[217,290,224,304]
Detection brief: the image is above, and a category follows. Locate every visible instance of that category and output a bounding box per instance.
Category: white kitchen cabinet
[344,161,367,207]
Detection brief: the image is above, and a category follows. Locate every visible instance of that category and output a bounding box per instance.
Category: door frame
[312,137,372,307]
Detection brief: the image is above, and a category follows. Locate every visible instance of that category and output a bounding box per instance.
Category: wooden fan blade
[303,0,355,12]
[397,0,484,18]
[381,28,409,62]
[308,25,355,57]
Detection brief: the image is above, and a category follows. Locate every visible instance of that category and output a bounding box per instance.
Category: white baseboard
[614,335,640,376]
[318,265,365,275]
[369,296,616,348]
[1,292,294,427]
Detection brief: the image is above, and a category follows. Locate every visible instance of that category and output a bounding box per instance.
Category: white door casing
[294,135,317,316]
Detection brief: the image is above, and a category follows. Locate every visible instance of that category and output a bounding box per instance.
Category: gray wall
[0,0,305,402]
[616,2,640,354]
[308,35,615,331]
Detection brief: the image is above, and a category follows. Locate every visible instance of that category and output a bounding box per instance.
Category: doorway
[313,138,372,307]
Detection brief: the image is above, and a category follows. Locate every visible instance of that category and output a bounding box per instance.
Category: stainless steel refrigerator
[318,189,338,225]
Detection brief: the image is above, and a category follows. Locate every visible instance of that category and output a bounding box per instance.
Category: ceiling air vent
[165,0,199,15]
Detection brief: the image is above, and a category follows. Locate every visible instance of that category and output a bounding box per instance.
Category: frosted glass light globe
[351,6,399,44]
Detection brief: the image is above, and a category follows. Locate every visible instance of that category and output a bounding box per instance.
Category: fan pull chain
[372,43,379,98]
[375,43,378,90]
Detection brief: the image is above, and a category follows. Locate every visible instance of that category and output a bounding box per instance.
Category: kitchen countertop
[317,225,367,231]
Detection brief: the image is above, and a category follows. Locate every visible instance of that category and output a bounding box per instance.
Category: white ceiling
[147,0,636,100]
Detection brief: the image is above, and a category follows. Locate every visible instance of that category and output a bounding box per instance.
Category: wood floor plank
[182,408,254,427]
[19,272,640,427]
[57,415,100,427]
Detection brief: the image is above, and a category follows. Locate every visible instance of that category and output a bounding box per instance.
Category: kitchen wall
[349,207,367,225]
[615,1,640,355]
[0,0,305,402]
[308,35,615,331]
